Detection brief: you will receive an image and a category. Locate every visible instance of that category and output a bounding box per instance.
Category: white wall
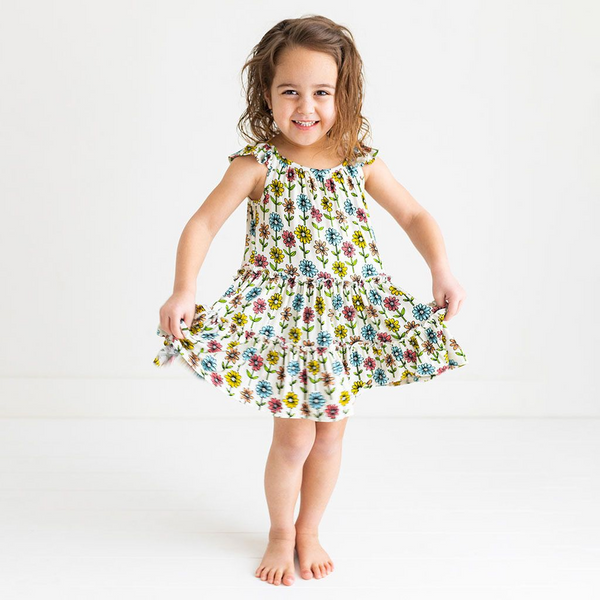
[1,0,597,416]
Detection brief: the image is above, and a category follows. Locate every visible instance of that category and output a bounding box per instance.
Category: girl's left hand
[431,270,466,322]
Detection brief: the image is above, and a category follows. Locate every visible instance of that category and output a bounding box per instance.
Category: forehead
[273,47,337,82]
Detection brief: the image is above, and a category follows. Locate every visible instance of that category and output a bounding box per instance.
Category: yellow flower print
[332,170,344,184]
[315,295,325,315]
[321,197,333,212]
[289,327,302,343]
[307,360,320,375]
[389,285,404,297]
[351,380,365,395]
[384,317,400,333]
[295,224,312,244]
[270,246,284,264]
[334,324,348,340]
[352,230,366,249]
[269,293,283,310]
[266,350,280,365]
[232,312,248,327]
[332,261,347,278]
[269,180,285,197]
[284,391,299,408]
[339,390,351,406]
[351,294,365,311]
[225,370,242,388]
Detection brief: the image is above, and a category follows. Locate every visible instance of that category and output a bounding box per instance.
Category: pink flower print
[376,331,393,343]
[311,207,323,222]
[404,348,417,363]
[210,372,224,386]
[286,166,296,181]
[357,208,368,222]
[324,403,340,419]
[299,368,308,385]
[303,306,315,323]
[342,305,356,321]
[253,298,267,314]
[254,254,268,268]
[325,178,336,193]
[207,340,223,353]
[342,241,355,257]
[383,296,400,311]
[268,398,283,414]
[248,353,264,371]
[282,230,296,248]
[364,356,377,371]
[263,193,270,206]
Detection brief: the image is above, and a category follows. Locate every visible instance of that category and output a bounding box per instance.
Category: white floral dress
[153,141,468,421]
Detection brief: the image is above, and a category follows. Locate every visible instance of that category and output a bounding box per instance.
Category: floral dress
[153,141,468,421]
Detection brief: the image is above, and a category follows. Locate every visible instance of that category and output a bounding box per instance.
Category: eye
[281,90,330,96]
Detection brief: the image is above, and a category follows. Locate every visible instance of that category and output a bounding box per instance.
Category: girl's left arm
[364,158,466,321]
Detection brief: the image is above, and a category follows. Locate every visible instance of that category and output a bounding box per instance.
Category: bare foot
[295,529,334,580]
[255,529,296,586]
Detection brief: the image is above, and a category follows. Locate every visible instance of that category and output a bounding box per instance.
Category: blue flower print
[344,198,356,215]
[317,331,333,348]
[287,361,301,376]
[368,289,382,305]
[246,286,262,302]
[299,259,318,277]
[331,360,344,375]
[412,304,432,322]
[361,324,377,342]
[332,294,343,310]
[201,355,217,372]
[373,368,389,385]
[269,212,284,231]
[362,264,378,278]
[258,325,275,339]
[296,193,312,212]
[325,228,343,246]
[310,168,329,182]
[292,293,305,311]
[256,380,273,398]
[349,350,364,367]
[416,363,436,376]
[309,391,327,409]
[242,348,257,361]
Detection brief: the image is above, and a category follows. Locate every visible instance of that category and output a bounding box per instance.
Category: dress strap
[227,142,273,171]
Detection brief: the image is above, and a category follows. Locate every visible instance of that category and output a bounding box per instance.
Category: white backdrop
[1,0,597,417]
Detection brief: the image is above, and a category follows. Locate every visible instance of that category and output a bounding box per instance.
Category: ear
[264,89,271,110]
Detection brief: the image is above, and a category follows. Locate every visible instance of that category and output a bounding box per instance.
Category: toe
[283,572,295,586]
[314,564,322,578]
[301,567,313,579]
[273,569,282,585]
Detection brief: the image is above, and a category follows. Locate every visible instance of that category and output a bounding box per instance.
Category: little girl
[154,15,468,586]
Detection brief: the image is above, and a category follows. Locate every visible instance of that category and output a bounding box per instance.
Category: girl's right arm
[159,154,265,340]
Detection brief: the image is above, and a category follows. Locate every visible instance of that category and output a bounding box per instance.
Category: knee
[310,434,344,456]
[273,433,315,462]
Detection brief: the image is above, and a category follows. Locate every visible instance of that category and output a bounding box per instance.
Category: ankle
[294,524,319,536]
[268,526,296,540]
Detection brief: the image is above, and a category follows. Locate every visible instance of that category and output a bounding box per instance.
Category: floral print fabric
[153,141,468,421]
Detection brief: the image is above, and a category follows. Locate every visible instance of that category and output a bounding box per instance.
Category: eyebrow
[276,83,336,90]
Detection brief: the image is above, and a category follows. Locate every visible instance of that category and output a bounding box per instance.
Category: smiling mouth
[292,120,320,127]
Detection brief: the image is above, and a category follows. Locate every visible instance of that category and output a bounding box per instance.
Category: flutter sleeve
[227,142,272,170]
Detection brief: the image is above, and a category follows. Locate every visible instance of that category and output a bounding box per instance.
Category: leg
[294,417,349,579]
[255,416,316,586]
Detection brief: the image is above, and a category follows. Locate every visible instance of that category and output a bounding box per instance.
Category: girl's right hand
[158,290,196,341]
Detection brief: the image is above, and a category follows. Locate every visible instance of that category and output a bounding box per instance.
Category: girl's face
[265,47,337,149]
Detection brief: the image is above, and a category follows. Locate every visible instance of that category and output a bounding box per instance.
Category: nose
[296,96,317,117]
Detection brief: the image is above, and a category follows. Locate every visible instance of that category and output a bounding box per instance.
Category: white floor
[0,417,598,599]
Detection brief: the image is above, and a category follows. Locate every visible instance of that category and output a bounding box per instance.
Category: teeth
[294,120,318,127]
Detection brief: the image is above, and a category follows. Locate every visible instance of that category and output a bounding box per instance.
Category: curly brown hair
[234,15,374,166]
